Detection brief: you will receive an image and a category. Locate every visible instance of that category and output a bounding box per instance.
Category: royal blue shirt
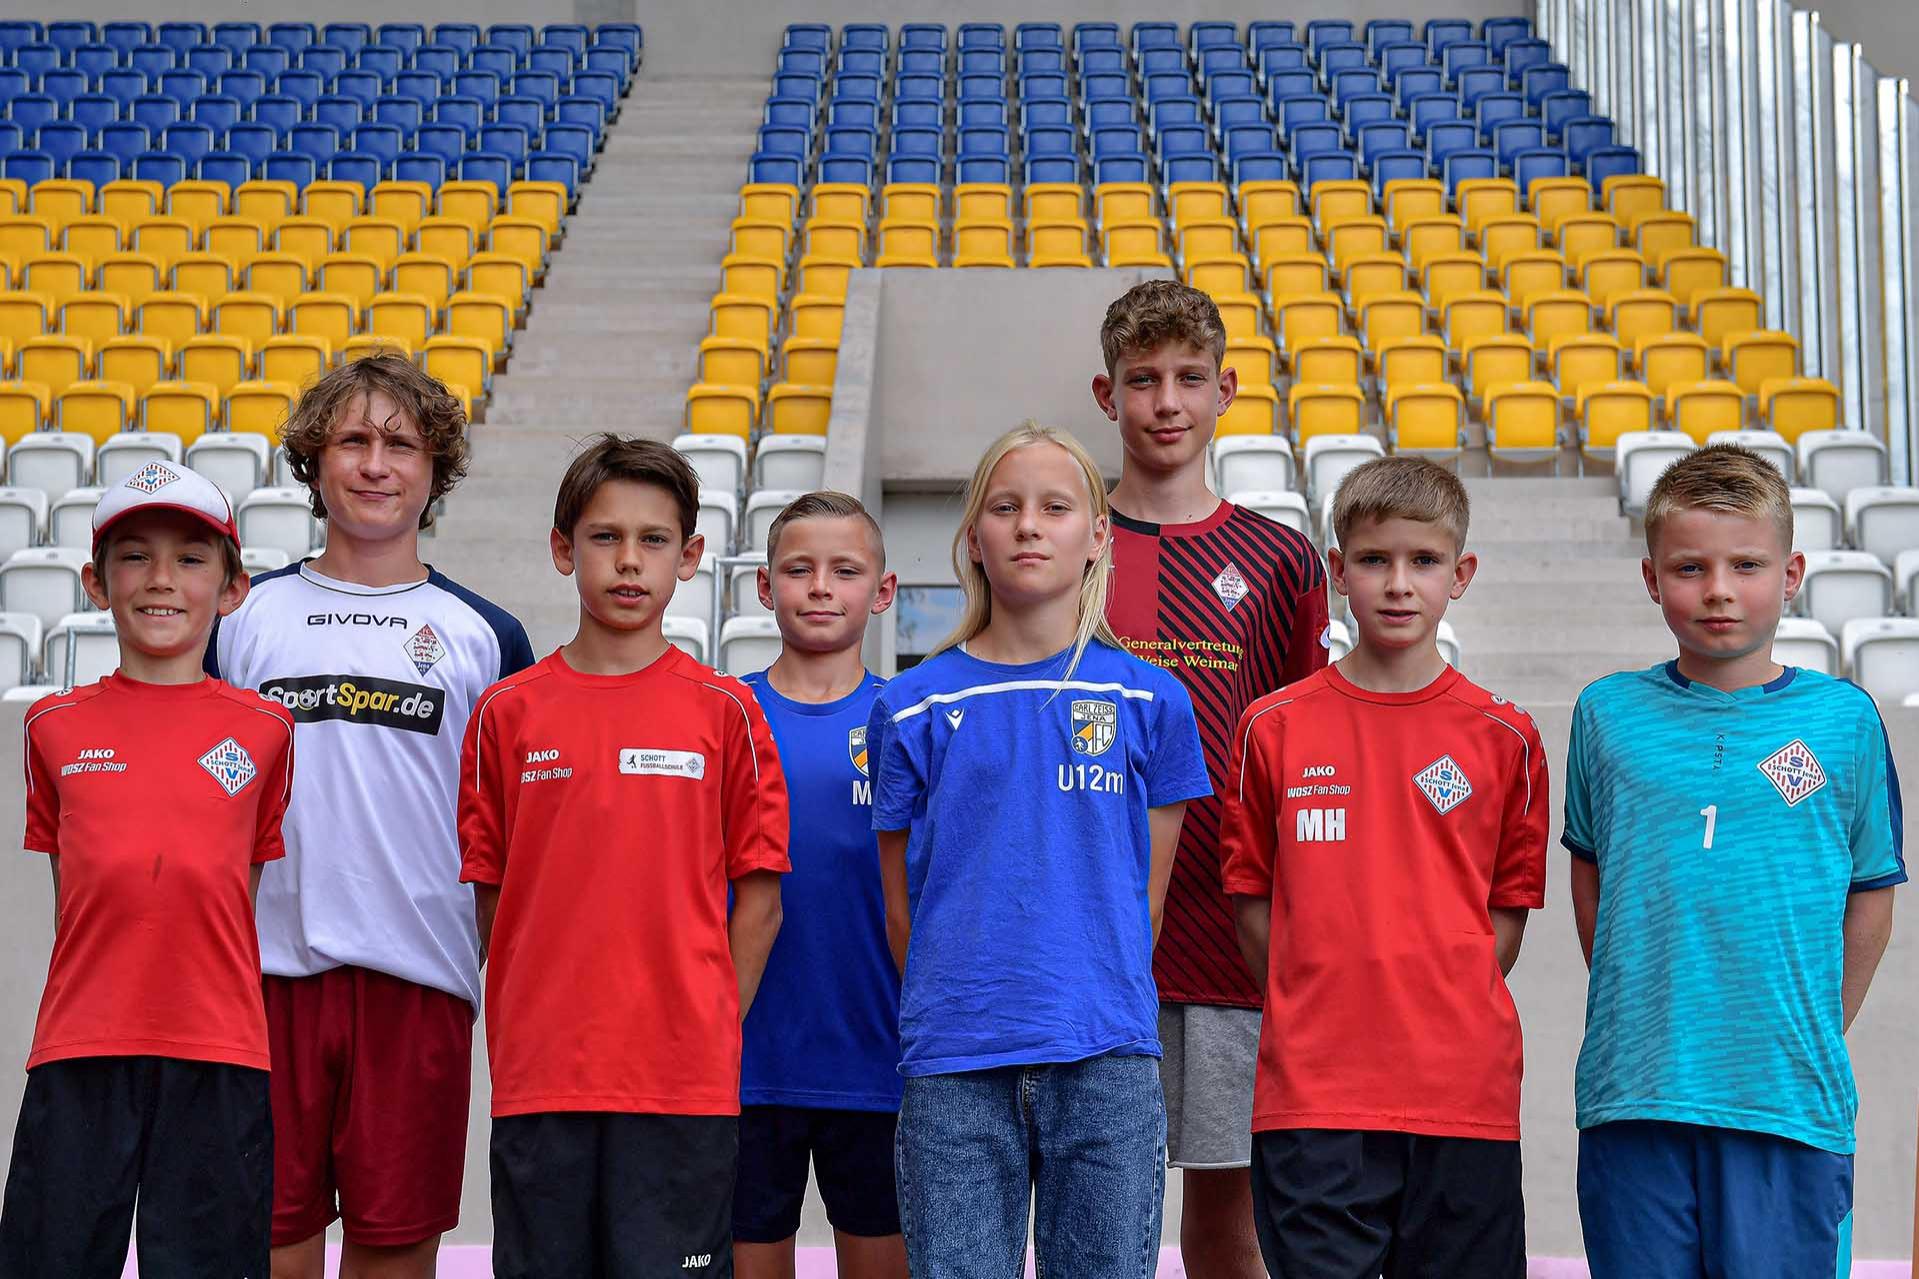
[739,670,902,1111]
[867,640,1211,1077]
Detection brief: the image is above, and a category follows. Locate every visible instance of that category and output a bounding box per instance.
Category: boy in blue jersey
[1565,444,1904,1279]
[734,492,907,1279]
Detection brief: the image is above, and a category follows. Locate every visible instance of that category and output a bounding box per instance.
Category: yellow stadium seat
[1463,333,1536,401]
[1665,379,1745,442]
[391,254,457,312]
[684,384,758,439]
[1632,210,1695,266]
[486,217,548,278]
[729,217,789,266]
[288,293,358,349]
[807,184,870,226]
[373,182,436,237]
[1660,248,1728,308]
[140,381,218,441]
[1102,218,1171,268]
[129,217,195,270]
[1224,336,1278,388]
[343,218,406,271]
[23,253,88,309]
[99,180,162,225]
[1344,253,1410,312]
[1402,215,1466,273]
[1422,252,1488,312]
[176,335,252,397]
[1608,289,1680,348]
[1555,212,1620,266]
[1484,381,1563,462]
[709,294,777,347]
[1290,336,1363,386]
[212,293,284,346]
[1178,217,1240,263]
[225,381,296,443]
[315,254,383,311]
[1382,179,1446,236]
[505,181,567,243]
[203,216,265,265]
[1273,294,1343,361]
[954,220,1016,268]
[0,216,56,263]
[1326,218,1388,274]
[272,218,335,274]
[1168,182,1229,227]
[719,254,781,304]
[1529,177,1593,233]
[0,333,9,375]
[1288,383,1364,443]
[1692,288,1765,347]
[1458,179,1520,238]
[766,383,833,435]
[95,336,170,398]
[301,181,364,234]
[1216,384,1280,437]
[1375,335,1448,391]
[0,380,49,440]
[1251,216,1315,270]
[795,255,859,297]
[1480,214,1543,271]
[422,336,492,407]
[1578,380,1658,455]
[1312,181,1374,235]
[240,253,309,310]
[1387,383,1465,459]
[1578,249,1648,309]
[789,295,845,342]
[136,293,208,348]
[1239,180,1302,232]
[738,183,800,229]
[1759,377,1841,443]
[875,221,940,269]
[1634,332,1713,401]
[1500,250,1568,313]
[956,183,1017,223]
[780,337,838,386]
[1092,182,1154,227]
[415,217,477,267]
[56,379,135,443]
[61,217,124,271]
[95,253,163,308]
[1213,294,1264,342]
[698,336,764,391]
[1265,254,1331,307]
[234,180,298,228]
[365,294,436,351]
[880,184,942,225]
[1184,252,1249,293]
[1442,291,1510,355]
[258,335,333,389]
[0,292,52,345]
[464,254,530,323]
[800,219,865,264]
[446,292,512,360]
[1550,333,1625,401]
[1603,174,1666,224]
[16,335,91,397]
[163,181,228,235]
[0,180,20,218]
[1024,183,1087,225]
[1526,290,1594,353]
[60,294,128,346]
[1724,330,1798,395]
[169,253,237,307]
[1359,292,1426,351]
[28,181,92,230]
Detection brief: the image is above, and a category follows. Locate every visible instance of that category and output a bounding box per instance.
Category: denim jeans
[895,1053,1166,1279]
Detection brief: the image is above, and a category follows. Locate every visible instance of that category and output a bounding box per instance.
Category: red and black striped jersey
[1107,500,1329,1008]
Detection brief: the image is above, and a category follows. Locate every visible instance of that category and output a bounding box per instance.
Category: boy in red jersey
[1,463,294,1277]
[1222,457,1547,1278]
[459,434,789,1279]
[1092,279,1327,1279]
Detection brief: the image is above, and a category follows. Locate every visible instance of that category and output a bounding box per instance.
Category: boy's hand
[728,871,782,1019]
[1571,859,1600,969]
[1842,887,1894,1031]
[1491,907,1528,976]
[1232,893,1271,984]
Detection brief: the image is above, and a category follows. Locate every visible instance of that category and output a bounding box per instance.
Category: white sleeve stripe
[890,678,1156,723]
[21,700,79,795]
[697,679,764,784]
[469,680,521,792]
[1476,709,1533,816]
[1234,698,1294,803]
[235,700,297,806]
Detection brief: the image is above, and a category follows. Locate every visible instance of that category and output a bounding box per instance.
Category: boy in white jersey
[206,355,534,1279]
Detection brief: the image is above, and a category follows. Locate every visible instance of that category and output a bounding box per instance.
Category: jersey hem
[900,1035,1161,1077]
[262,960,478,1011]
[1158,993,1263,1011]
[1252,1110,1521,1140]
[1219,874,1271,898]
[490,1092,743,1118]
[1852,869,1908,891]
[28,1039,271,1072]
[1574,1101,1854,1155]
[740,1088,903,1112]
[1561,835,1597,862]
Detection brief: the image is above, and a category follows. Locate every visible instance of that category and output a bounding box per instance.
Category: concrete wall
[1811,0,1919,87]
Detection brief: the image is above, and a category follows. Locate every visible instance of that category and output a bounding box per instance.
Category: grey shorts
[1158,1002,1261,1170]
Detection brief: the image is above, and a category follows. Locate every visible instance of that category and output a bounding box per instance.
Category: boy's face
[967,443,1109,610]
[1642,508,1803,668]
[1092,342,1237,479]
[82,512,247,662]
[314,390,433,544]
[757,516,896,655]
[1328,516,1475,656]
[551,479,702,635]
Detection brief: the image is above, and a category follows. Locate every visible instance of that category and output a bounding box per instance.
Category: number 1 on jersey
[1699,804,1718,850]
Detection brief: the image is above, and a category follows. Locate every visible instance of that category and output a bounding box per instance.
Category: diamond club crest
[198,737,258,797]
[1758,739,1826,806]
[126,461,180,494]
[1413,754,1473,815]
[403,623,445,675]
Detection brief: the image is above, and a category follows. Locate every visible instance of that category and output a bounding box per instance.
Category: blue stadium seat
[333,70,381,109]
[374,94,426,132]
[1206,71,1256,104]
[191,94,243,135]
[129,95,177,134]
[1017,47,1064,77]
[1318,43,1368,83]
[223,122,277,170]
[1233,151,1289,185]
[289,122,342,166]
[818,154,872,184]
[1379,42,1429,81]
[1492,120,1545,168]
[1409,94,1461,143]
[1475,93,1527,142]
[470,45,516,82]
[8,42,54,84]
[455,69,501,107]
[900,24,945,52]
[529,47,575,79]
[1021,154,1075,185]
[1074,21,1121,52]
[886,154,940,185]
[200,150,251,188]
[487,24,535,62]
[895,73,942,102]
[832,72,880,105]
[1213,95,1266,131]
[1503,37,1553,89]
[544,23,590,59]
[1094,153,1149,184]
[358,46,404,83]
[960,124,1014,158]
[394,71,441,102]
[1140,48,1183,76]
[1082,72,1128,100]
[274,69,323,111]
[1151,97,1203,136]
[1542,89,1594,142]
[99,70,146,109]
[1144,73,1191,103]
[1258,44,1309,86]
[46,20,95,54]
[0,69,25,103]
[778,48,825,78]
[838,48,885,77]
[1132,22,1178,54]
[1426,119,1478,166]
[409,123,466,174]
[72,44,119,83]
[187,43,235,79]
[250,95,301,135]
[513,69,562,112]
[1442,147,1498,196]
[219,70,267,108]
[98,120,150,166]
[0,124,18,154]
[70,93,119,135]
[1267,70,1317,104]
[1425,18,1473,54]
[1358,121,1412,169]
[1521,63,1571,106]
[314,94,364,133]
[40,69,89,107]
[543,122,593,174]
[1307,19,1355,57]
[68,149,118,188]
[9,95,57,136]
[1564,116,1618,169]
[269,22,318,53]
[435,23,481,55]
[1290,122,1343,167]
[1198,46,1247,82]
[1366,19,1417,55]
[1585,146,1641,190]
[412,45,459,84]
[958,74,1003,102]
[1457,65,1506,108]
[1372,149,1428,194]
[133,46,180,81]
[1483,16,1533,57]
[1081,48,1124,76]
[1249,21,1295,52]
[959,48,1004,77]
[102,22,154,57]
[898,49,943,77]
[434,95,486,135]
[1091,125,1145,159]
[1332,68,1383,110]
[890,125,942,159]
[395,151,447,186]
[0,151,54,185]
[1513,148,1570,194]
[161,121,215,170]
[756,124,808,159]
[1442,40,1490,87]
[1224,123,1277,161]
[782,24,829,52]
[1277,94,1329,135]
[1344,94,1395,137]
[378,23,426,53]
[34,121,86,175]
[1016,21,1063,51]
[1162,153,1219,184]
[242,45,290,79]
[824,124,877,160]
[133,149,187,185]
[1084,97,1135,130]
[323,22,372,55]
[329,152,382,189]
[263,151,316,186]
[958,23,1005,51]
[892,98,941,130]
[1156,123,1210,161]
[350,123,404,172]
[1,21,48,60]
[499,95,548,135]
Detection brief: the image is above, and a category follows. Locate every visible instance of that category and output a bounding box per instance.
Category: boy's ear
[1091,371,1118,421]
[1326,546,1349,598]
[80,561,109,611]
[1215,362,1238,415]
[217,568,250,617]
[871,569,899,615]
[677,531,705,582]
[1782,548,1806,603]
[1448,550,1478,600]
[757,564,774,612]
[549,526,576,577]
[1640,555,1660,605]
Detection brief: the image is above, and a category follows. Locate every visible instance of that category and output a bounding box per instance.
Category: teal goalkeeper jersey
[1564,662,1905,1154]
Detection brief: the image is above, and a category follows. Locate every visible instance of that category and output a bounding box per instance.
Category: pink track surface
[123,1247,1915,1276]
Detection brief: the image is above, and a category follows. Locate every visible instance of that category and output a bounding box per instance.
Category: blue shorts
[1577,1120,1852,1279]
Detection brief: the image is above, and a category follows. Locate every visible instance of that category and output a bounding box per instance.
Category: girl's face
[967,443,1109,611]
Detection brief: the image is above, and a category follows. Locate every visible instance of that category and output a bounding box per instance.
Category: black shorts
[490,1111,737,1279]
[734,1104,900,1243]
[0,1055,272,1279]
[1251,1128,1525,1279]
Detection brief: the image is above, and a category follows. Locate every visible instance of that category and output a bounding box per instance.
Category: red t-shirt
[22,675,295,1071]
[1107,500,1329,1007]
[1220,664,1548,1139]
[458,647,790,1118]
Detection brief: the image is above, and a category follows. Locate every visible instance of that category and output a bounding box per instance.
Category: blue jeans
[895,1053,1165,1279]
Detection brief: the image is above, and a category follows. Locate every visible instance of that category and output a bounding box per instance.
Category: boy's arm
[1561,699,1601,968]
[1280,560,1332,686]
[474,884,500,967]
[47,856,59,929]
[1491,907,1528,975]
[1571,859,1600,967]
[729,870,782,1017]
[1218,704,1281,978]
[456,689,512,930]
[1233,893,1271,983]
[1841,887,1895,1031]
[877,827,911,975]
[1487,710,1550,976]
[1146,801,1187,944]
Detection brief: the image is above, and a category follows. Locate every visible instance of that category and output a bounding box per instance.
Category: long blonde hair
[933,422,1122,676]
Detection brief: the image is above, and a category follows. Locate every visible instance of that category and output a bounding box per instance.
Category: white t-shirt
[209,561,534,1005]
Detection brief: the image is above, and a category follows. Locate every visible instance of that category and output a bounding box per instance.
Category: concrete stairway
[1444,475,1674,705]
[427,74,765,655]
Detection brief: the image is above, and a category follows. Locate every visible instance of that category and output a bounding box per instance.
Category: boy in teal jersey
[1565,444,1903,1279]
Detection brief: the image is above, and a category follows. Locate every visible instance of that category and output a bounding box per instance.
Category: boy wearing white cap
[0,461,295,1277]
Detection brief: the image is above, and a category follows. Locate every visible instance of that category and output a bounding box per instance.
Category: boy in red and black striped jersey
[1092,280,1328,1279]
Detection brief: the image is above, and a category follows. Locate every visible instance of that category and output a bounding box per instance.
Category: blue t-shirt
[739,670,902,1111]
[1563,662,1906,1154]
[866,639,1212,1077]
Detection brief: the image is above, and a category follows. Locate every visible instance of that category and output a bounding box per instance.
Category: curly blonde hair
[279,353,471,530]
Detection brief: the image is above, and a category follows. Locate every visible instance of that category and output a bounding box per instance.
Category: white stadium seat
[1788,488,1843,552]
[1770,616,1839,675]
[729,555,771,618]
[1797,550,1893,638]
[744,489,804,557]
[1616,431,1696,517]
[1706,429,1794,483]
[1213,436,1296,497]
[48,487,104,551]
[1,684,59,703]
[665,552,717,624]
[753,435,827,492]
[1325,618,1353,661]
[1844,486,1919,568]
[187,433,272,500]
[661,616,710,664]
[673,433,749,497]
[1436,619,1462,669]
[0,488,48,560]
[0,547,89,634]
[697,487,739,556]
[1896,548,1919,615]
[241,548,291,574]
[237,487,319,563]
[1303,434,1384,505]
[96,431,183,489]
[1842,617,1919,702]
[6,432,95,505]
[1227,490,1310,538]
[1798,429,1888,505]
[0,611,43,688]
[44,612,120,687]
[719,615,781,675]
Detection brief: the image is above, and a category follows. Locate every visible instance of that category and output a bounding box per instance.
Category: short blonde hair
[1331,456,1471,552]
[764,490,886,565]
[1099,279,1227,375]
[1643,444,1793,551]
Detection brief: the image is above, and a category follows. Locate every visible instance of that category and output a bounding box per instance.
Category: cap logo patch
[1759,739,1826,806]
[1413,754,1472,815]
[126,461,180,495]
[199,737,258,797]
[403,623,445,675]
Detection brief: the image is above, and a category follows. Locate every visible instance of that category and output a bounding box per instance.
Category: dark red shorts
[264,965,473,1248]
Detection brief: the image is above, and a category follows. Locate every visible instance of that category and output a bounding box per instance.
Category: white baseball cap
[91,460,241,552]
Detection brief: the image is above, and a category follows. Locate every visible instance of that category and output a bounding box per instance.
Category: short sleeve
[1489,710,1550,909]
[867,694,925,832]
[21,711,59,856]
[1219,702,1281,898]
[1281,560,1331,688]
[1146,680,1211,809]
[457,687,510,886]
[1561,697,1597,863]
[251,713,294,865]
[1849,704,1906,891]
[499,619,536,679]
[722,682,790,880]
